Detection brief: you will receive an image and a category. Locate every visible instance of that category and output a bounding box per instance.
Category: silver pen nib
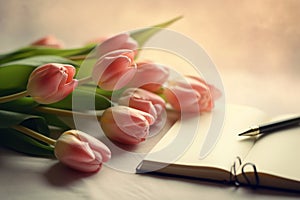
[238,126,260,136]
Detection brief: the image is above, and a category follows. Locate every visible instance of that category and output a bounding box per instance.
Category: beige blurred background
[0,0,299,116]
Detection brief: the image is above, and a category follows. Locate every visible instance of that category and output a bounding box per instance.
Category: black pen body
[259,116,300,134]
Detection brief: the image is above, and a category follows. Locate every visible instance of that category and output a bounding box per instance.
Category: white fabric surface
[1,145,300,200]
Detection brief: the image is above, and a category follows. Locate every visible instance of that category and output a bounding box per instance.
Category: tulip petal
[164,86,201,112]
[55,135,95,162]
[31,35,64,48]
[97,33,138,57]
[27,63,77,104]
[61,159,102,172]
[128,62,169,92]
[115,108,151,138]
[92,54,137,90]
[99,49,135,61]
[63,64,77,83]
[54,130,111,173]
[164,75,221,113]
[75,130,111,162]
[100,106,151,144]
[97,33,130,56]
[118,88,166,121]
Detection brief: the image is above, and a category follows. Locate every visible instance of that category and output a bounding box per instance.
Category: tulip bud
[97,33,138,57]
[118,88,166,120]
[186,75,222,100]
[92,50,137,91]
[27,63,78,104]
[54,130,111,172]
[128,62,170,92]
[100,106,155,145]
[31,35,64,48]
[164,76,221,113]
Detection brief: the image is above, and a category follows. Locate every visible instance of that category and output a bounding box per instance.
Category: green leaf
[77,84,122,98]
[74,57,97,79]
[130,16,182,47]
[0,55,78,95]
[0,97,69,130]
[0,129,54,157]
[0,97,39,112]
[0,110,54,157]
[46,88,112,111]
[0,45,95,65]
[35,112,70,130]
[1,55,79,68]
[0,110,49,134]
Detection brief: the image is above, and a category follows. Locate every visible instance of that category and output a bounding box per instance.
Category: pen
[238,116,300,136]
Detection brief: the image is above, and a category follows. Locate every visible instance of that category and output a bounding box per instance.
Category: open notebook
[136,104,300,192]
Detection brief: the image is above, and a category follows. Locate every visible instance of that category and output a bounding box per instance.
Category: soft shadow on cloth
[44,162,95,187]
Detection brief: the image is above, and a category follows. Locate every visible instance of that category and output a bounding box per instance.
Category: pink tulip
[54,130,111,173]
[127,61,170,92]
[92,50,137,91]
[31,35,64,48]
[118,88,166,120]
[164,76,221,113]
[27,63,78,104]
[186,75,222,100]
[85,36,108,45]
[97,33,138,57]
[100,106,155,145]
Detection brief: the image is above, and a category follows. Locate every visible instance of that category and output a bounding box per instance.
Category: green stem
[12,125,56,146]
[35,106,103,120]
[0,90,29,103]
[77,76,93,85]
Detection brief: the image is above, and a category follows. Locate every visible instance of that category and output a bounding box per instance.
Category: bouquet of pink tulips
[0,17,221,173]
